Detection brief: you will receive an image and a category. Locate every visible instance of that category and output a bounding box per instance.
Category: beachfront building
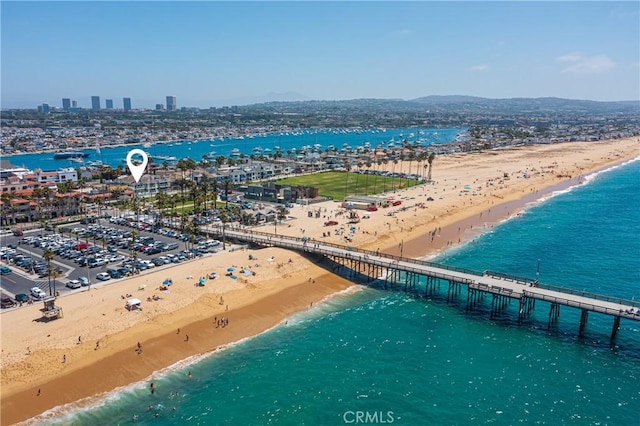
[0,196,37,226]
[118,175,171,198]
[242,182,316,204]
[33,168,78,185]
[0,189,83,225]
[343,195,388,210]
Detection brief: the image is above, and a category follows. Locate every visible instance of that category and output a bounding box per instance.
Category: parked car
[1,297,17,308]
[145,246,162,255]
[88,258,107,268]
[15,293,30,303]
[78,276,90,286]
[96,272,111,281]
[65,279,81,289]
[30,287,47,299]
[106,269,122,279]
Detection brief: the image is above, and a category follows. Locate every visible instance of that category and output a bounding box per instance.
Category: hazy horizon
[2,1,638,109]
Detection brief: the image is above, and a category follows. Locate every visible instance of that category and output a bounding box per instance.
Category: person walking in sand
[185,335,189,342]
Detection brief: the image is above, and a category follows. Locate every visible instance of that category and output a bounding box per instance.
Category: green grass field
[275,171,418,201]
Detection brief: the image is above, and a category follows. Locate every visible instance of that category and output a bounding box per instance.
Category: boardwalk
[207,226,640,340]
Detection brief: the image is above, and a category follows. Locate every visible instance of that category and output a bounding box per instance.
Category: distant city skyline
[1,2,638,109]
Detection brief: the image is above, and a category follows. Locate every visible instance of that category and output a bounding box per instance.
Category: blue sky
[1,1,638,109]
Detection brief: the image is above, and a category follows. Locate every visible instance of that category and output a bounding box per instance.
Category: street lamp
[222,221,226,250]
[86,260,91,291]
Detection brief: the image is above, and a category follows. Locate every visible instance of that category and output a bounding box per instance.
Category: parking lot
[1,217,222,310]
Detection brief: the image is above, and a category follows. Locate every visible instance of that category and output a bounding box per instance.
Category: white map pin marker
[126,149,149,183]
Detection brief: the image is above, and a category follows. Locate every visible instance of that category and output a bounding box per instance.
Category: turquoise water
[39,159,639,425]
[6,127,463,171]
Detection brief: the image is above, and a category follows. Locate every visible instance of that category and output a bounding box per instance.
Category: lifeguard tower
[40,296,63,320]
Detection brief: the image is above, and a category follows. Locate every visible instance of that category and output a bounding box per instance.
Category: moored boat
[53,151,89,159]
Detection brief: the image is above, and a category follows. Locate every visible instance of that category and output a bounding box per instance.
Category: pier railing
[214,226,483,277]
[209,225,640,312]
[486,270,640,309]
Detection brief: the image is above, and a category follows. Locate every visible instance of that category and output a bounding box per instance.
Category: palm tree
[406,151,416,183]
[355,162,363,194]
[343,163,352,200]
[427,152,436,182]
[392,159,398,192]
[51,269,60,297]
[129,229,138,273]
[43,249,55,296]
[209,179,219,209]
[364,161,372,195]
[223,177,231,209]
[373,159,382,194]
[381,159,388,193]
[1,193,12,226]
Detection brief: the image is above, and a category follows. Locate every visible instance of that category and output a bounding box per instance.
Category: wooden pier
[208,227,640,341]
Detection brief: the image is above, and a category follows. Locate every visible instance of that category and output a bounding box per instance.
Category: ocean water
[6,127,463,171]
[37,158,639,425]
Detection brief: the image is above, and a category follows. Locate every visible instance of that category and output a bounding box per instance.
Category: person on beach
[62,354,66,363]
[185,334,189,342]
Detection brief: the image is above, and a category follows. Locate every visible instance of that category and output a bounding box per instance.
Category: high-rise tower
[166,96,177,111]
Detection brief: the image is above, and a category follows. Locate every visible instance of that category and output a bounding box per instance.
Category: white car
[65,279,82,289]
[96,272,111,281]
[30,287,47,299]
[142,260,155,269]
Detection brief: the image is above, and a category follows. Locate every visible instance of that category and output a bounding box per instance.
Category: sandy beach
[1,138,638,425]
